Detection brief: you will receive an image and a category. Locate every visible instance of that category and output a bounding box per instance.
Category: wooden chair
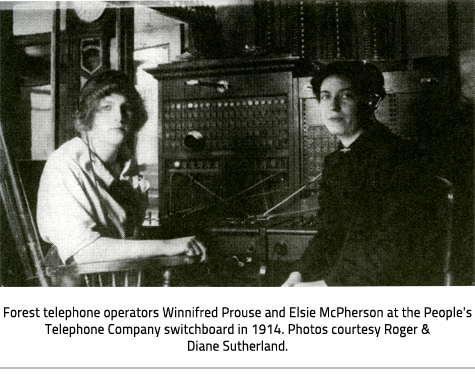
[45,255,199,287]
[434,176,454,286]
[0,125,198,287]
[416,175,455,286]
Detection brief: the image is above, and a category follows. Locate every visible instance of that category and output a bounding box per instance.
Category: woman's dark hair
[310,61,386,106]
[75,70,147,133]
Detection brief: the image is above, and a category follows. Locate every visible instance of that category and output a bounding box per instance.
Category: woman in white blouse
[37,70,206,267]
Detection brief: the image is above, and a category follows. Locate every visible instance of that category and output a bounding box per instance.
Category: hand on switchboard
[169,236,207,263]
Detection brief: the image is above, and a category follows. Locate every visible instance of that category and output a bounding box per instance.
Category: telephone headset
[361,61,386,112]
[365,93,382,110]
[311,60,386,114]
[85,132,113,231]
[85,126,148,239]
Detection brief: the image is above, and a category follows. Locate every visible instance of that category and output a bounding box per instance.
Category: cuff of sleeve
[56,232,102,264]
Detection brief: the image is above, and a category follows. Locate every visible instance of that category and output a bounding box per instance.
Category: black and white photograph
[0,0,473,288]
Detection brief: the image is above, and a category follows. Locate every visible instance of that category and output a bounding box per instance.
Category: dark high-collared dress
[298,121,438,286]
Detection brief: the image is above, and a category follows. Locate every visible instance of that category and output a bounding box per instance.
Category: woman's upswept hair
[311,61,386,105]
[75,70,147,134]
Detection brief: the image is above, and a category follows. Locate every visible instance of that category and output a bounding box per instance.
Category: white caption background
[0,287,474,368]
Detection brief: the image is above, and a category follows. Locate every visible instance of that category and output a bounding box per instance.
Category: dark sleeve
[297,229,339,281]
[297,157,346,281]
[323,157,433,286]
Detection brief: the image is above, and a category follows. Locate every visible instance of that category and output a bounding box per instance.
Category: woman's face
[88,93,133,147]
[319,75,362,139]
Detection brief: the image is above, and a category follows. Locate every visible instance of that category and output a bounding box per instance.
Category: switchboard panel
[152,65,300,223]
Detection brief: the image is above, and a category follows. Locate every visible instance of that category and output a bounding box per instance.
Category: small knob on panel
[274,241,288,256]
[246,242,256,253]
[184,131,205,150]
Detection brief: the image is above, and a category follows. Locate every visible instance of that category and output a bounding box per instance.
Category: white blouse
[37,137,149,262]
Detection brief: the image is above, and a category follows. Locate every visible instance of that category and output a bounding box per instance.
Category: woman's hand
[166,236,207,262]
[294,280,328,287]
[282,272,328,287]
[281,271,303,287]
